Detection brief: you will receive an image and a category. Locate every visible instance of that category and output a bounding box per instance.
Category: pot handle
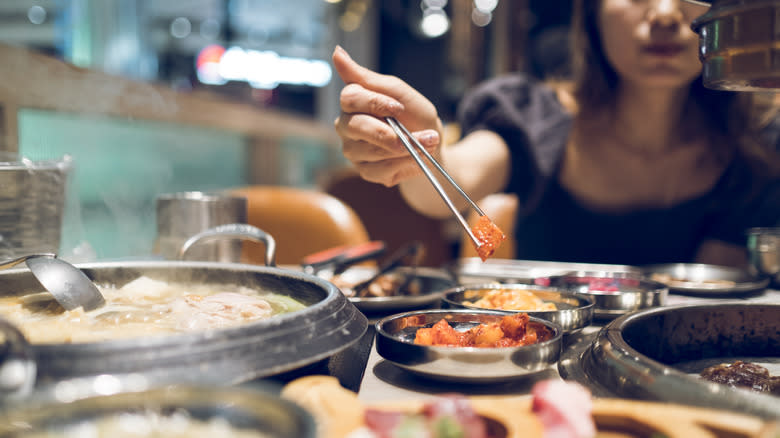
[177,223,277,266]
[0,317,36,401]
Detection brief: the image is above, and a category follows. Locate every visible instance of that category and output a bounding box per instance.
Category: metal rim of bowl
[439,283,594,334]
[0,382,317,438]
[641,263,770,295]
[545,272,668,319]
[582,303,780,419]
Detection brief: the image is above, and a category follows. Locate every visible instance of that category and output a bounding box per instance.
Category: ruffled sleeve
[456,74,572,208]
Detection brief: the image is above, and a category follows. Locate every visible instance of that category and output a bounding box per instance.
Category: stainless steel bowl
[451,257,641,284]
[642,262,770,295]
[327,266,457,314]
[546,272,668,319]
[375,309,562,382]
[747,227,780,286]
[0,375,316,437]
[440,283,594,334]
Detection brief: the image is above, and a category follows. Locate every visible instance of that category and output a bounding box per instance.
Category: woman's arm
[399,129,511,219]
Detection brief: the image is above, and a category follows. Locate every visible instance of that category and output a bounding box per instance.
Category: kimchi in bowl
[375,309,562,382]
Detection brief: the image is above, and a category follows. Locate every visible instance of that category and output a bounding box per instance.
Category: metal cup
[154,191,247,262]
[0,154,71,259]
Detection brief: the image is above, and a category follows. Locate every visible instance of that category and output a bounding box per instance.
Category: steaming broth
[0,276,307,344]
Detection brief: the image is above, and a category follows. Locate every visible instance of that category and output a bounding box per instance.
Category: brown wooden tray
[281,375,778,438]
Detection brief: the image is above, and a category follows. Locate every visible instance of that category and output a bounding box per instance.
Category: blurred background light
[420,7,449,38]
[170,17,192,39]
[28,5,47,25]
[474,0,498,13]
[471,8,492,27]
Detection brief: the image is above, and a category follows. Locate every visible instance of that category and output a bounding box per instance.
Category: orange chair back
[228,185,371,266]
[322,167,457,267]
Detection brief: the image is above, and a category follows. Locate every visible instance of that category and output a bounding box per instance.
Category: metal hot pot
[0,258,368,393]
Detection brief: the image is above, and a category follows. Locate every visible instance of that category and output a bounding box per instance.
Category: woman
[332,0,780,268]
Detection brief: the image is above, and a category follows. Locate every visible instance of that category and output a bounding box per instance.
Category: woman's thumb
[332,45,374,85]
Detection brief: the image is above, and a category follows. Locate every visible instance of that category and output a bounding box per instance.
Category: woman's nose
[647,0,684,27]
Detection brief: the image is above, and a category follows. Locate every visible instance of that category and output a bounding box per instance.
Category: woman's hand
[332,46,444,187]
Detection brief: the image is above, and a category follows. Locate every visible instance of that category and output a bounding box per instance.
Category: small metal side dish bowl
[331,266,457,314]
[642,262,769,295]
[546,272,668,319]
[440,283,594,334]
[0,376,316,438]
[747,227,780,286]
[375,309,562,383]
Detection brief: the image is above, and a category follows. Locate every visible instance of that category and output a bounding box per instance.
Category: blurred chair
[459,193,517,260]
[321,167,457,267]
[228,185,371,266]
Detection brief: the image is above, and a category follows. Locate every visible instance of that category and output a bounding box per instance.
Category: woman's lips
[643,43,686,56]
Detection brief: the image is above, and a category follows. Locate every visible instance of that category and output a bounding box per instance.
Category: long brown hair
[569,0,780,174]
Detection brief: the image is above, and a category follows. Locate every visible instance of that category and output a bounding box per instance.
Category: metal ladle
[1,254,105,311]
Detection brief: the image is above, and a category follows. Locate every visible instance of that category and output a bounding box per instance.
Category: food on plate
[531,380,596,438]
[649,273,737,289]
[471,216,507,262]
[464,288,557,312]
[413,313,554,348]
[357,394,488,438]
[0,276,306,343]
[281,376,599,438]
[282,375,774,438]
[700,361,780,395]
[571,276,639,293]
[16,409,271,438]
[330,272,421,298]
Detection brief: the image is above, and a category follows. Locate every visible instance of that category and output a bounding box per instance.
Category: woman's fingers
[335,113,441,158]
[332,46,437,130]
[340,83,403,118]
[351,155,425,187]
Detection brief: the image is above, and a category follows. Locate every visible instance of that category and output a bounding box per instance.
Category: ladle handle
[0,317,36,401]
[0,253,56,270]
[177,223,277,266]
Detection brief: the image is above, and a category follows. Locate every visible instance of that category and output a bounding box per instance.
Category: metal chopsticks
[385,116,484,248]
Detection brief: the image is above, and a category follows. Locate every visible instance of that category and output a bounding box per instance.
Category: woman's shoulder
[457,73,573,132]
[461,73,566,110]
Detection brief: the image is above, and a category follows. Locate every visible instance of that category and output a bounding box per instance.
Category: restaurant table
[342,287,780,403]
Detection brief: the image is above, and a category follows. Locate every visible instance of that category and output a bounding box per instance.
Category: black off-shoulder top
[457,74,780,265]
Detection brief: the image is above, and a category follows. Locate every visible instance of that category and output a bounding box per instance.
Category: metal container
[690,0,780,91]
[643,262,770,295]
[579,303,780,419]
[747,227,780,287]
[0,154,71,259]
[155,191,248,262]
[327,266,457,314]
[547,272,667,319]
[0,375,316,438]
[0,260,367,388]
[440,283,594,334]
[451,257,641,285]
[375,309,562,382]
